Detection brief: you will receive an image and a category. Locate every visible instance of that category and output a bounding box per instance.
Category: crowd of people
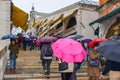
[8,34,120,80]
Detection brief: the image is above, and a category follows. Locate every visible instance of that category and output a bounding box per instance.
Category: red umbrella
[88,38,108,48]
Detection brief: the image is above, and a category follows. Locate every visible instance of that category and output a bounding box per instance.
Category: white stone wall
[0,1,10,79]
[0,1,10,50]
[80,9,99,39]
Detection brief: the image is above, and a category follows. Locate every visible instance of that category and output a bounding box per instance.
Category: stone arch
[106,22,120,38]
[56,22,63,29]
[66,17,76,29]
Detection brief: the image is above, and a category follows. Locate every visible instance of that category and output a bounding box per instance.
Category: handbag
[59,62,68,71]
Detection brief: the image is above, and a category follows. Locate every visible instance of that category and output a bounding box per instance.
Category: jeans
[61,62,81,80]
[42,59,52,75]
[61,73,72,80]
[69,62,82,80]
[10,54,16,68]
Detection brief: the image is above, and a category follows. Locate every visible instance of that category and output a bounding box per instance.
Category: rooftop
[80,0,99,5]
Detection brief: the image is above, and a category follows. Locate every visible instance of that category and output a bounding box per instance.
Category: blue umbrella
[97,40,120,63]
[66,34,83,40]
[1,34,18,40]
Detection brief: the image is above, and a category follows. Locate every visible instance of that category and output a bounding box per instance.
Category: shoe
[9,68,12,73]
[13,68,16,72]
[44,70,47,75]
[46,75,50,79]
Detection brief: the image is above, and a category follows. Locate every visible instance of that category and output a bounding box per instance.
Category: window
[66,17,76,29]
[56,22,63,29]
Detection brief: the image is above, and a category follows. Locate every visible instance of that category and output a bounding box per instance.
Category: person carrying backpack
[87,43,101,80]
[40,42,53,78]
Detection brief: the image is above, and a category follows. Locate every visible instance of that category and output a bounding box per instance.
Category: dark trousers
[61,62,82,80]
[61,72,72,80]
[42,59,52,75]
[69,62,82,80]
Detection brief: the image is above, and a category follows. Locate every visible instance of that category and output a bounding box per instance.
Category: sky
[12,0,99,14]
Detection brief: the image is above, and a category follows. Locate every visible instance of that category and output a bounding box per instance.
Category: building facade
[90,0,120,38]
[30,0,99,40]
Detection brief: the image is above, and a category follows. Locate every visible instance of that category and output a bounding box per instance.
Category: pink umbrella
[51,38,87,63]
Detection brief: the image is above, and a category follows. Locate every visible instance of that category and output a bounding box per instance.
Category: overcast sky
[12,0,99,14]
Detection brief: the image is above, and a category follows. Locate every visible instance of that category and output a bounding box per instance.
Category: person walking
[9,40,19,72]
[100,60,120,80]
[87,43,101,80]
[40,42,53,78]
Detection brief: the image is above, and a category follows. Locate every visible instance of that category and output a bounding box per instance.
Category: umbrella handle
[57,58,62,63]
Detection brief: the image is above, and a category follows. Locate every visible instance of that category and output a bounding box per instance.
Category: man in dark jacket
[40,42,53,78]
[101,60,120,80]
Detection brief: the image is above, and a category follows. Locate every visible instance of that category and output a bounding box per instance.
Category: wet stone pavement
[3,49,108,80]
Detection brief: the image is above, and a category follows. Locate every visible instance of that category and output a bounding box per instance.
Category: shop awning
[49,10,78,30]
[62,10,78,21]
[33,21,42,27]
[89,7,120,26]
[11,5,28,31]
[50,20,62,29]
[48,14,63,26]
[22,24,28,31]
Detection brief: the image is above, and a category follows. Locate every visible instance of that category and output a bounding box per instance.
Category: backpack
[44,46,53,57]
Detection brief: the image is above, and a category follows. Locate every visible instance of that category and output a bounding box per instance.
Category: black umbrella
[110,34,120,40]
[97,40,120,63]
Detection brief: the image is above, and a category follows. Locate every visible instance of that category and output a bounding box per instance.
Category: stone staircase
[3,50,109,80]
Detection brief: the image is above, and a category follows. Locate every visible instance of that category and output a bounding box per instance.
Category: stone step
[4,77,89,80]
[5,68,87,74]
[8,60,87,66]
[6,65,87,69]
[4,73,87,78]
[4,77,109,80]
[4,73,109,79]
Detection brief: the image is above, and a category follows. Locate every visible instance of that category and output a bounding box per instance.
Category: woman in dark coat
[9,40,19,72]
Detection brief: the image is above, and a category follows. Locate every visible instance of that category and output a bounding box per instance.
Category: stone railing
[0,46,8,80]
[0,46,7,60]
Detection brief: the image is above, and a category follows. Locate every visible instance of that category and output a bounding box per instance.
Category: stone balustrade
[0,46,8,80]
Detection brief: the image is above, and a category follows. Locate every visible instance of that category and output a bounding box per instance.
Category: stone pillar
[0,0,11,79]
[75,9,82,34]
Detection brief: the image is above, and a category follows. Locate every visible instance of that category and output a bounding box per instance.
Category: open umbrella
[51,38,87,63]
[40,36,57,42]
[1,34,18,40]
[110,34,120,40]
[23,34,29,38]
[88,38,108,48]
[66,34,83,40]
[30,35,36,39]
[36,39,41,46]
[97,40,120,63]
[83,39,92,44]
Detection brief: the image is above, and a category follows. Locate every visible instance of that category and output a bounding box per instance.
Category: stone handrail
[0,46,7,60]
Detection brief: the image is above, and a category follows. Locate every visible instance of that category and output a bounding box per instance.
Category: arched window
[56,22,63,29]
[66,17,76,29]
